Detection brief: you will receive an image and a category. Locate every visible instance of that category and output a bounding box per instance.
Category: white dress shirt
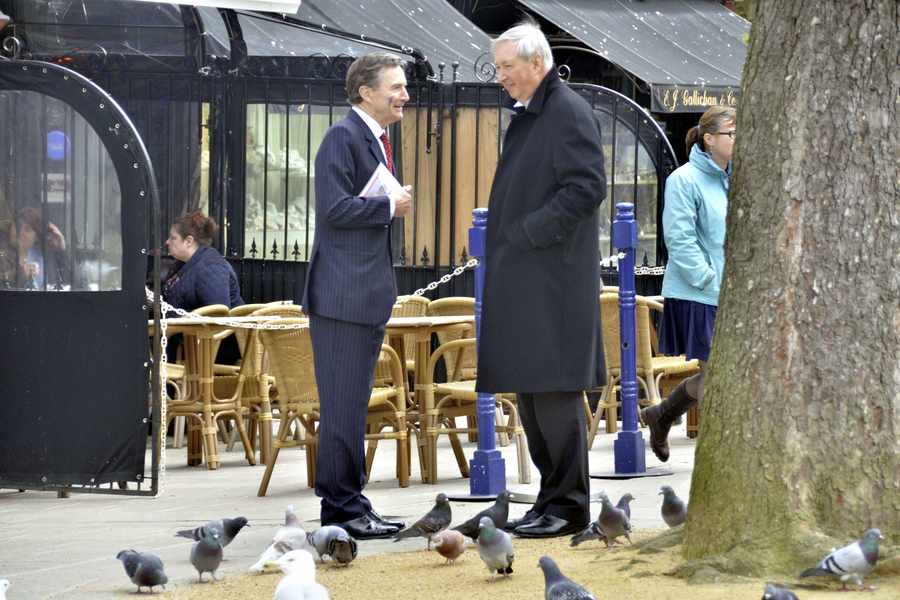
[352,105,395,217]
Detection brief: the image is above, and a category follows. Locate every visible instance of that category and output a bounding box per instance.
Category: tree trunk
[683,0,899,571]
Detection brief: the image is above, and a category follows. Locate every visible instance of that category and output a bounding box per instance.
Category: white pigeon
[800,528,884,590]
[273,550,330,600]
[250,505,312,573]
[0,578,9,600]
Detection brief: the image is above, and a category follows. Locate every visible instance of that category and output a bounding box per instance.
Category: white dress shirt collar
[352,105,385,140]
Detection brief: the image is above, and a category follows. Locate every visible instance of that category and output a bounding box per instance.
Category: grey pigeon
[176,516,249,548]
[115,549,168,593]
[453,490,511,540]
[307,525,358,566]
[597,492,632,546]
[569,521,606,547]
[539,555,597,600]
[616,493,635,519]
[659,486,687,527]
[476,516,514,579]
[190,527,224,583]
[394,492,452,549]
[799,528,883,590]
[762,583,799,600]
[0,579,8,600]
[249,505,312,573]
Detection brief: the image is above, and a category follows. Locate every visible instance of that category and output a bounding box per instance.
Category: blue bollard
[468,208,506,495]
[611,202,647,475]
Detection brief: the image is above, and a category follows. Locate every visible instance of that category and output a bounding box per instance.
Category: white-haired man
[476,21,607,538]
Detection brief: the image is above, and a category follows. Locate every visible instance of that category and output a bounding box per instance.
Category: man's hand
[47,222,66,251]
[391,185,412,218]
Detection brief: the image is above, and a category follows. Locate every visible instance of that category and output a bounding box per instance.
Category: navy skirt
[658,298,717,362]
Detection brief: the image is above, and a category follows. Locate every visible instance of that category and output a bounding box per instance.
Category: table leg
[416,334,437,484]
[258,375,273,465]
[199,336,220,470]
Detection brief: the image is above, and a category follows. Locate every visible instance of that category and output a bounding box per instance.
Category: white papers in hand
[361,163,403,198]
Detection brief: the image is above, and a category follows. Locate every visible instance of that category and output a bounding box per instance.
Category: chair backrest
[599,293,656,376]
[253,304,307,319]
[258,319,319,412]
[229,303,267,317]
[426,296,476,381]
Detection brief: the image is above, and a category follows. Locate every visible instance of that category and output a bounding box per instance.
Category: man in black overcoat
[476,21,607,538]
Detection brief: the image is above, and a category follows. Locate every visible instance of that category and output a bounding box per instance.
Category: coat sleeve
[193,261,232,307]
[662,174,716,290]
[521,102,607,249]
[315,125,392,229]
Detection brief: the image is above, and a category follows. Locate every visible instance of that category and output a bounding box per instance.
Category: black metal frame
[0,57,162,496]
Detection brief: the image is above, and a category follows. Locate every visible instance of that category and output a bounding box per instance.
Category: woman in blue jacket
[163,211,243,312]
[640,105,736,462]
[162,211,244,362]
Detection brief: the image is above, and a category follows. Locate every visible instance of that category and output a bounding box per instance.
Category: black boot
[640,381,697,462]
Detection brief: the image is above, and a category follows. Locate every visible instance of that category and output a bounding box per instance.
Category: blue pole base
[613,430,647,474]
[468,449,506,496]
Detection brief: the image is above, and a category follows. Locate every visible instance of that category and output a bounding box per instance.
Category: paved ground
[0,423,695,598]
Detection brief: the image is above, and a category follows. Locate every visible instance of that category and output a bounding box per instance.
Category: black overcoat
[475,70,607,394]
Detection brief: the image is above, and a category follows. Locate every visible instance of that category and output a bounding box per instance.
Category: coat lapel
[348,109,386,168]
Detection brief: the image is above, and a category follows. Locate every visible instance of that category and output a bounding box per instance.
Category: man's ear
[358,85,372,104]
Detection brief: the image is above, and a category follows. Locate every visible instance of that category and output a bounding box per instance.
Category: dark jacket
[163,245,243,312]
[301,109,397,326]
[476,70,607,394]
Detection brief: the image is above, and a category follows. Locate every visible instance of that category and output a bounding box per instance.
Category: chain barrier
[411,258,479,296]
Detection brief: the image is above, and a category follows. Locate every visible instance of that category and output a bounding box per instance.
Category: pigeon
[307,525,358,566]
[0,579,9,600]
[394,492,452,549]
[190,527,224,583]
[433,530,466,564]
[453,490,511,540]
[616,493,635,519]
[597,492,632,546]
[250,505,312,573]
[476,516,514,579]
[115,549,169,593]
[659,486,687,527]
[799,528,883,590]
[762,583,799,599]
[569,521,606,547]
[176,516,249,548]
[539,555,597,600]
[273,550,330,600]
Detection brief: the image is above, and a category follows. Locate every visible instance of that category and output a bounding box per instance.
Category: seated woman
[162,211,244,362]
[11,207,67,290]
[162,211,243,312]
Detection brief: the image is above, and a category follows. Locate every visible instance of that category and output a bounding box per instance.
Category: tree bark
[683,0,899,571]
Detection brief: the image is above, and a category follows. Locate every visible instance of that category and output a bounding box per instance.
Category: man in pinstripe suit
[301,53,412,539]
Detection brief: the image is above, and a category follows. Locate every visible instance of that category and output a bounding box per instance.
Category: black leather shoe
[503,510,540,532]
[366,509,405,530]
[337,514,400,540]
[514,514,587,539]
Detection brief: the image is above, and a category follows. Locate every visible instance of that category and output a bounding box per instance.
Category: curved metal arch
[569,82,678,177]
[0,57,163,494]
[549,45,651,95]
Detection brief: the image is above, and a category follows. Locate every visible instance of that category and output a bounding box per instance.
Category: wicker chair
[390,295,430,373]
[165,304,257,469]
[257,320,409,496]
[424,337,532,484]
[588,293,700,448]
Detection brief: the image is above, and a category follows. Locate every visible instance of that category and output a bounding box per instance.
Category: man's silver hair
[492,21,554,71]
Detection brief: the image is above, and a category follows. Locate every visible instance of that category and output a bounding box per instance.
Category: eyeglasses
[713,130,736,140]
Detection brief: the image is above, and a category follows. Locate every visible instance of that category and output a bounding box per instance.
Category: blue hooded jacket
[163,245,243,312]
[661,144,730,307]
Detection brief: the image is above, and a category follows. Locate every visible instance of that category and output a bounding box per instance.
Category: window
[244,102,349,260]
[0,91,122,291]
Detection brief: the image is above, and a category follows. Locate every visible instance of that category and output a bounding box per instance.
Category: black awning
[517,0,749,113]
[295,0,494,82]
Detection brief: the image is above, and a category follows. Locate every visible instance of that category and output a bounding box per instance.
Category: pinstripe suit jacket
[302,109,397,325]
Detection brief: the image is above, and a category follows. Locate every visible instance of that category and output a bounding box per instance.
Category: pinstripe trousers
[309,313,386,524]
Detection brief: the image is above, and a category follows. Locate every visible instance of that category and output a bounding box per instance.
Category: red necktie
[379,132,395,174]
